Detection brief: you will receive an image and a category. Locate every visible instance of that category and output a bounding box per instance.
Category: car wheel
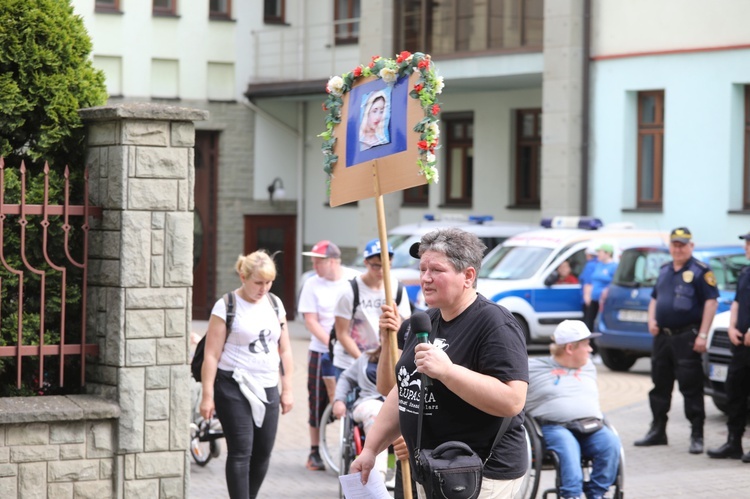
[712,395,729,414]
[512,314,531,343]
[599,347,637,372]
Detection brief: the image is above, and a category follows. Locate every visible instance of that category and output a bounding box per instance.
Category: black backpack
[328,278,403,360]
[191,292,280,382]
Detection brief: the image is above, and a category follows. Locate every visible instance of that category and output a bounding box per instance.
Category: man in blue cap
[707,230,750,461]
[332,238,412,378]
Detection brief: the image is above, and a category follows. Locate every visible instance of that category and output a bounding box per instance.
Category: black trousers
[724,343,750,436]
[649,330,705,435]
[214,369,280,499]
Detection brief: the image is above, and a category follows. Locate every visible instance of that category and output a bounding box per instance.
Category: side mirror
[544,271,559,287]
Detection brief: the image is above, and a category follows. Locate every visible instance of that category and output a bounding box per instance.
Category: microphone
[410,312,433,387]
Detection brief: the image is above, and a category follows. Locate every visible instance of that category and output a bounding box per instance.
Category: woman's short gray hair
[415,228,486,287]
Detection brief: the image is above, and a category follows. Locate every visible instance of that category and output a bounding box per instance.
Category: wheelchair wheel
[189,422,217,467]
[518,415,544,499]
[319,403,343,474]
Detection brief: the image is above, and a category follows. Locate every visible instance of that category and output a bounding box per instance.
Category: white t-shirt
[333,276,412,370]
[212,292,286,388]
[297,268,359,353]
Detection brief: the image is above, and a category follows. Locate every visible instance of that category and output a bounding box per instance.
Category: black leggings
[214,369,280,499]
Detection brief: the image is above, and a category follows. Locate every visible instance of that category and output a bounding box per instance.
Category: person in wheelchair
[332,346,390,481]
[525,320,621,499]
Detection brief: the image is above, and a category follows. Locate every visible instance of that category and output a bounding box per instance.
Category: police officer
[707,231,750,461]
[634,227,719,454]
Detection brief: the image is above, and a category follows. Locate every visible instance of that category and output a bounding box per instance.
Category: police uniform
[707,256,750,460]
[636,254,719,451]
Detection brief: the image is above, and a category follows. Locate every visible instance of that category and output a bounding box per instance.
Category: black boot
[634,421,668,446]
[707,434,743,459]
[689,436,704,454]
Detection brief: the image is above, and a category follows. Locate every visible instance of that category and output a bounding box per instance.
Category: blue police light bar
[468,215,494,224]
[540,216,603,230]
[423,214,436,221]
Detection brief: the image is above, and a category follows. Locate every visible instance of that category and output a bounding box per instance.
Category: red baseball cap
[301,240,341,259]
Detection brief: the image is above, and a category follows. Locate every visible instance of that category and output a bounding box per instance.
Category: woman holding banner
[352,228,529,498]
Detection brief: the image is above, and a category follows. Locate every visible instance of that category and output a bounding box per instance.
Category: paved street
[189,320,750,498]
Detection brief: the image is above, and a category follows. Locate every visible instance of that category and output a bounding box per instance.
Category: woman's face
[419,250,470,309]
[366,97,385,131]
[240,272,273,303]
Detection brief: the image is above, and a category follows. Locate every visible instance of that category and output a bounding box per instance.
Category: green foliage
[0,0,100,395]
[0,0,107,171]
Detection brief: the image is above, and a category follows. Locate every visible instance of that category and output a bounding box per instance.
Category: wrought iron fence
[0,158,101,395]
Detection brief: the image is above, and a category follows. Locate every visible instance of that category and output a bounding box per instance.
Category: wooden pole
[372,162,413,499]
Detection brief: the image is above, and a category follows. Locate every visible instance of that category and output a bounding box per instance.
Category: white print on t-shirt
[397,338,446,414]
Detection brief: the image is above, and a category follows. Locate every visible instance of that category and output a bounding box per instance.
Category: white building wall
[592,0,750,57]
[589,48,750,243]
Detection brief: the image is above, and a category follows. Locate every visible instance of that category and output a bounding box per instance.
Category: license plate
[616,309,648,323]
[709,363,728,383]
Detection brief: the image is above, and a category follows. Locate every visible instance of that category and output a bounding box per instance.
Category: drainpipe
[581,0,591,215]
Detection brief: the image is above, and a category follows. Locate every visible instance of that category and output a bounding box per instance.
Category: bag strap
[224,292,236,334]
[395,281,404,307]
[415,311,511,467]
[350,278,359,319]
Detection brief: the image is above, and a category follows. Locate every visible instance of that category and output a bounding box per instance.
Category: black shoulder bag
[413,318,512,499]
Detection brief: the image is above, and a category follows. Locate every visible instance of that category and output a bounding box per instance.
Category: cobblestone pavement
[189,321,750,498]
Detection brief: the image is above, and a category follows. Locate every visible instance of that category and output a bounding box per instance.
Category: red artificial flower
[368,61,375,69]
[322,103,327,111]
[414,83,423,93]
[371,55,380,61]
[417,140,429,150]
[431,104,441,115]
[396,50,412,63]
[418,60,429,70]
[353,66,362,77]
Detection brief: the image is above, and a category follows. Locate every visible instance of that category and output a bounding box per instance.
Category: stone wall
[0,102,206,498]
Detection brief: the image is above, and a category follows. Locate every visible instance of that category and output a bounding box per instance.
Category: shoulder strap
[395,281,404,306]
[349,278,359,319]
[224,292,235,335]
[267,292,280,320]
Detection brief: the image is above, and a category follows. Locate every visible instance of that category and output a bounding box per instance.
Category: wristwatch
[698,332,708,340]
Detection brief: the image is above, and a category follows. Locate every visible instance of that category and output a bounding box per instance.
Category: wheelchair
[319,390,396,498]
[521,413,624,499]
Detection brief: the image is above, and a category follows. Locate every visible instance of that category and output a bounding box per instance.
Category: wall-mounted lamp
[267,177,286,205]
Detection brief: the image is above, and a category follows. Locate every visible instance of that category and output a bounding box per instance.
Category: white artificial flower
[379,67,397,84]
[326,76,345,96]
[435,75,445,94]
[426,151,436,164]
[430,166,440,183]
[428,122,440,138]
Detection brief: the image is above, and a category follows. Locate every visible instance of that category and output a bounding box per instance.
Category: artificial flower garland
[319,51,444,187]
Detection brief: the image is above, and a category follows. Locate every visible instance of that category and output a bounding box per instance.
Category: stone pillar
[80,102,207,499]
[541,1,585,217]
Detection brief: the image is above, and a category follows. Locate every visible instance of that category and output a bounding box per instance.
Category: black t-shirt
[395,294,529,480]
[651,256,719,328]
[734,266,750,334]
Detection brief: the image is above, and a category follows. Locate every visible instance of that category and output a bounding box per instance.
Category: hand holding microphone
[411,312,434,387]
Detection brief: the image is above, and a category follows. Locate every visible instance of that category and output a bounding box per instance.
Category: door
[192,131,219,320]
[244,215,297,319]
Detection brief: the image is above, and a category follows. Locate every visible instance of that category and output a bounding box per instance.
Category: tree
[0,0,107,170]
[0,0,107,395]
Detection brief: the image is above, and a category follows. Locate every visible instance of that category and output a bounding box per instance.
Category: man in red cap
[298,240,357,470]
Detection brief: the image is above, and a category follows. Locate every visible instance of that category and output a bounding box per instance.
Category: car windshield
[613,249,671,287]
[478,246,553,280]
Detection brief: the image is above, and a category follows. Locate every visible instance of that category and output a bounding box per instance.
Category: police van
[474,217,668,343]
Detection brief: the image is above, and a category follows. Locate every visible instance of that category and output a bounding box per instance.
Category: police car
[597,245,747,371]
[474,217,668,343]
[703,310,733,413]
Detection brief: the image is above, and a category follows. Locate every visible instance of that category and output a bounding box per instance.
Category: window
[335,0,360,44]
[744,86,750,209]
[444,114,473,206]
[209,0,231,19]
[514,109,541,207]
[264,0,285,24]
[637,91,664,208]
[95,0,120,12]
[403,184,428,207]
[396,0,543,57]
[153,0,177,15]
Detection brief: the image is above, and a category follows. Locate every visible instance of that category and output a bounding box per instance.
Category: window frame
[636,90,665,208]
[264,0,286,24]
[744,86,750,209]
[95,0,120,12]
[514,108,542,208]
[153,0,177,16]
[402,184,428,207]
[443,113,474,207]
[334,0,360,45]
[209,0,232,19]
